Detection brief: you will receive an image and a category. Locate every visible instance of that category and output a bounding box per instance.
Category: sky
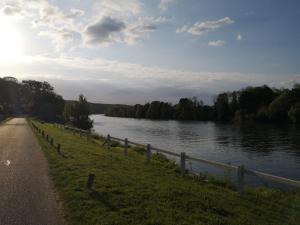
[0,0,300,104]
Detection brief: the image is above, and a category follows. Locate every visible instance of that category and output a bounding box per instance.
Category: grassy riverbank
[29,119,300,225]
[0,116,11,123]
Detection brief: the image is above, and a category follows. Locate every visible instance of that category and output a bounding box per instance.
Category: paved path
[0,118,65,225]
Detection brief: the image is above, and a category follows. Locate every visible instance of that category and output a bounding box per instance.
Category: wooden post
[57,144,61,154]
[50,138,53,146]
[42,130,44,137]
[124,138,128,156]
[180,152,186,175]
[107,134,111,150]
[87,174,95,191]
[46,134,49,142]
[146,144,151,163]
[237,165,245,195]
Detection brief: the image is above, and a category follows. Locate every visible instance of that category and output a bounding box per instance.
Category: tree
[238,86,276,115]
[214,93,231,121]
[175,98,194,120]
[134,104,145,118]
[146,101,162,119]
[288,102,300,123]
[63,94,93,130]
[160,102,173,119]
[0,77,22,115]
[21,80,64,121]
[268,91,297,121]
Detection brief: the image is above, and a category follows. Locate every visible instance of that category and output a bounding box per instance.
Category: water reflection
[91,115,300,181]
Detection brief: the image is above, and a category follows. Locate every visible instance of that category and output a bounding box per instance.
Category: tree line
[0,77,93,130]
[105,84,300,123]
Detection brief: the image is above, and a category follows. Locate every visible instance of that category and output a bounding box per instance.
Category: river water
[91,114,300,187]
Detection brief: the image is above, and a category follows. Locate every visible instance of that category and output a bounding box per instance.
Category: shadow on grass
[88,190,117,211]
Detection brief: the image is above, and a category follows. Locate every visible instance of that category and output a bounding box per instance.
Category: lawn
[29,119,300,225]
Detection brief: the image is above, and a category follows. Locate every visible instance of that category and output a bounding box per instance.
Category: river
[91,114,300,187]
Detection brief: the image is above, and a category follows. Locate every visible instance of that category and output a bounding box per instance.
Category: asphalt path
[0,118,65,225]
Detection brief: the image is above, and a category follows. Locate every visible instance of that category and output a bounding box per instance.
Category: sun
[0,15,23,62]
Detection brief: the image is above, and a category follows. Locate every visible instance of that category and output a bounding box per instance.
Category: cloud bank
[2,55,299,104]
[177,17,234,36]
[158,0,176,11]
[208,40,226,47]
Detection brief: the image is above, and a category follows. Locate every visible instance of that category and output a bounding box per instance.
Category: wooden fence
[34,121,300,194]
[106,135,300,194]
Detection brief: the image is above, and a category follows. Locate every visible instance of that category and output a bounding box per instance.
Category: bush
[268,91,297,121]
[63,94,93,130]
[288,102,300,123]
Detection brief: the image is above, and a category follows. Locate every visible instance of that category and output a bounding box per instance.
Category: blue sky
[0,0,300,104]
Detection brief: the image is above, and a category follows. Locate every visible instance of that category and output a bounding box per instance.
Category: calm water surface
[91,114,300,185]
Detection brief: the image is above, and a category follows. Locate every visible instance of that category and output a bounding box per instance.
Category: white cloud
[123,17,164,45]
[85,0,168,47]
[176,25,188,33]
[177,17,234,36]
[208,40,226,47]
[237,34,242,41]
[69,8,84,18]
[2,4,21,16]
[158,0,176,11]
[0,0,84,50]
[94,0,142,18]
[3,54,298,104]
[39,29,80,50]
[84,16,167,46]
[0,0,168,50]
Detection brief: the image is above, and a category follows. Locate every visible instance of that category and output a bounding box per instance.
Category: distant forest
[105,84,300,123]
[1,76,300,124]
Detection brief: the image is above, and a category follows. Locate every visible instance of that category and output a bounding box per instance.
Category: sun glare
[0,16,23,62]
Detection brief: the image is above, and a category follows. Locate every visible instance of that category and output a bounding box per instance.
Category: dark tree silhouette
[63,94,93,130]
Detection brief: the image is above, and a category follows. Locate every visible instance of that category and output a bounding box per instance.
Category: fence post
[237,165,245,195]
[107,134,111,150]
[57,144,61,154]
[146,144,151,163]
[180,152,186,175]
[87,173,95,191]
[42,130,45,137]
[50,138,53,146]
[46,134,49,142]
[124,138,128,156]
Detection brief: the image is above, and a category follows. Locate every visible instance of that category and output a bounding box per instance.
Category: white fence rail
[54,123,300,194]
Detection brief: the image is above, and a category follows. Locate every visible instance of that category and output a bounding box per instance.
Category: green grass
[29,119,300,225]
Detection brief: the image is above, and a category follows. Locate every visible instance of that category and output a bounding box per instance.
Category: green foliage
[0,77,64,121]
[106,98,214,121]
[255,106,269,122]
[268,91,297,121]
[0,77,22,115]
[175,98,194,120]
[105,105,134,118]
[288,102,300,123]
[30,120,300,225]
[146,101,163,119]
[63,94,93,130]
[239,86,277,114]
[214,93,231,121]
[105,84,300,124]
